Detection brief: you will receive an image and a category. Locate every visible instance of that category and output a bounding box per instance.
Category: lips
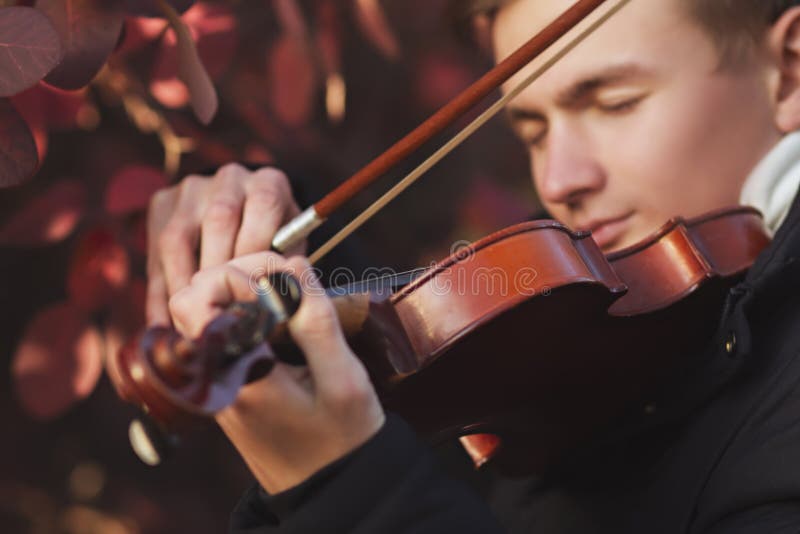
[576,212,634,251]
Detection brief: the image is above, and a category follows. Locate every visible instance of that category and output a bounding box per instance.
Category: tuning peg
[255,271,303,327]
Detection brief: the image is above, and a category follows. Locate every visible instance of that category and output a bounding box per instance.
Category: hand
[168,252,386,494]
[147,163,304,326]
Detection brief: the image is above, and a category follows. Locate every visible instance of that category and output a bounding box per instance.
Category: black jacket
[230,191,800,534]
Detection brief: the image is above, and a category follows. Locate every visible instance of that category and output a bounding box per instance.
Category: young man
[151,0,800,531]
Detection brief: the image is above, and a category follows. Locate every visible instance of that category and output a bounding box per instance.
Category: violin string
[308,0,631,266]
[324,267,429,296]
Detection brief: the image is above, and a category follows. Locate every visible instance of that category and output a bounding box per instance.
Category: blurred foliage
[0,0,534,531]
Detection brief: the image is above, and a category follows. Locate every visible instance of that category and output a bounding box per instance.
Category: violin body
[111,206,769,474]
[346,206,769,473]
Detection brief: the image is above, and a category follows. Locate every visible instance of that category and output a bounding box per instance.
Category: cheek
[604,74,777,220]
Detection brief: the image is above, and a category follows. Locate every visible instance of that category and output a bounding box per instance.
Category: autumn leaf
[67,227,130,313]
[35,0,125,90]
[268,35,316,127]
[115,16,168,56]
[0,6,62,96]
[0,179,85,246]
[352,0,399,60]
[415,51,474,110]
[149,41,189,108]
[189,3,238,79]
[315,0,340,75]
[155,0,218,124]
[150,2,235,119]
[12,301,104,420]
[242,143,274,166]
[10,86,99,177]
[104,164,166,215]
[0,97,38,187]
[104,277,145,372]
[41,84,97,131]
[267,0,319,126]
[10,84,49,163]
[274,0,307,40]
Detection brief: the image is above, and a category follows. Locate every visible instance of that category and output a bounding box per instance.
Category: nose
[534,124,606,208]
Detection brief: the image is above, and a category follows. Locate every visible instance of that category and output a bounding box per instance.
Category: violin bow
[269,0,632,264]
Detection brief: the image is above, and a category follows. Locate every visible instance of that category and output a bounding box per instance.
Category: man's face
[493,0,782,251]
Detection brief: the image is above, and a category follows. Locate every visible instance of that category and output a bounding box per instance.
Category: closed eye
[596,94,647,114]
[527,129,548,148]
[513,120,548,147]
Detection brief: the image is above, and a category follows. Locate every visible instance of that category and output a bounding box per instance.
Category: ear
[768,6,800,132]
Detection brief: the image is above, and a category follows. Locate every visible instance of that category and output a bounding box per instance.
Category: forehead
[491,0,718,96]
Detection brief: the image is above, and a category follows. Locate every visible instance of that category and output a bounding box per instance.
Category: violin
[106,0,771,474]
[109,206,769,473]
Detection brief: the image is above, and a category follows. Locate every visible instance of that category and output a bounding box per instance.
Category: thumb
[280,256,363,390]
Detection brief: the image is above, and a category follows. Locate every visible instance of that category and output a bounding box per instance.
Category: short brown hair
[451,0,800,63]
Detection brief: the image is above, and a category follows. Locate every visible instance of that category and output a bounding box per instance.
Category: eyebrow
[506,62,656,123]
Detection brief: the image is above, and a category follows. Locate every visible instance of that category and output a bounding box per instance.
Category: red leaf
[242,143,274,166]
[104,277,145,369]
[268,35,316,127]
[67,227,130,312]
[13,83,95,137]
[0,179,85,246]
[150,2,231,123]
[0,97,38,187]
[189,3,237,79]
[149,66,189,108]
[352,0,399,60]
[124,0,193,18]
[415,52,474,110]
[274,0,307,40]
[41,84,95,131]
[196,137,238,166]
[149,19,191,108]
[315,0,341,75]
[115,16,168,56]
[9,84,48,163]
[105,164,166,215]
[36,0,125,90]
[0,6,62,96]
[160,1,217,123]
[12,301,103,420]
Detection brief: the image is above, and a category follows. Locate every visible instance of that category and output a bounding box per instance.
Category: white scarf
[740,131,800,235]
